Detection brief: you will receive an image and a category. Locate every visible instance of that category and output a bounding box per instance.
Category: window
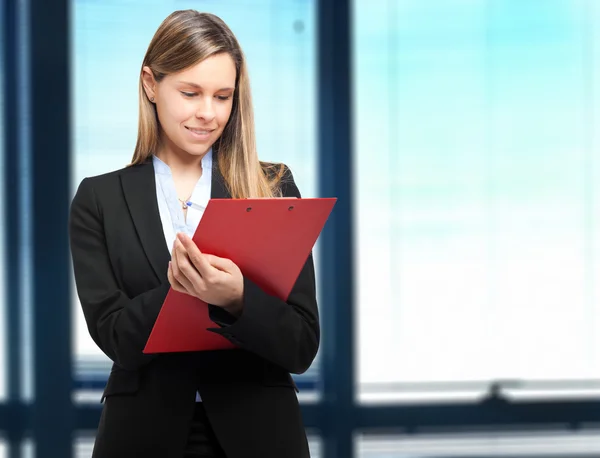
[72,0,318,393]
[74,434,94,458]
[356,431,600,457]
[354,0,600,402]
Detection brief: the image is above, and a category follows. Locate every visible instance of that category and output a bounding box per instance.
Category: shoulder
[75,160,151,193]
[79,161,148,188]
[71,162,150,210]
[260,162,301,198]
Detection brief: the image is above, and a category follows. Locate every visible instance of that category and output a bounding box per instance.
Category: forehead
[170,53,236,88]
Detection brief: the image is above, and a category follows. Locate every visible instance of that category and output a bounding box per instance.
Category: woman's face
[143,53,237,158]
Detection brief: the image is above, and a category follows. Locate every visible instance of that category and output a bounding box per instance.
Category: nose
[195,97,216,122]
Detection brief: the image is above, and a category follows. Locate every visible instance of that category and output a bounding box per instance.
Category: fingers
[204,254,237,273]
[177,233,215,278]
[170,234,244,306]
[167,261,187,293]
[171,240,198,293]
[175,233,237,275]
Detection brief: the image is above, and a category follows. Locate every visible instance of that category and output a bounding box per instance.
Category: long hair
[131,10,284,198]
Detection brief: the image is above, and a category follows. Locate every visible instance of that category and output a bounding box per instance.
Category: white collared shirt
[153,148,213,402]
[153,149,212,251]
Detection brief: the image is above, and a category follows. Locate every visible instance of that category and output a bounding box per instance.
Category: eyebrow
[178,81,234,92]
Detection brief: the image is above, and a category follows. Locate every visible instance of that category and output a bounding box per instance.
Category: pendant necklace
[178,196,192,210]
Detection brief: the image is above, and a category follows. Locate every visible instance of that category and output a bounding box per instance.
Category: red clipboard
[143,197,336,353]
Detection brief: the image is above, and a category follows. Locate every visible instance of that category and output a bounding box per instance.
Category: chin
[181,142,213,156]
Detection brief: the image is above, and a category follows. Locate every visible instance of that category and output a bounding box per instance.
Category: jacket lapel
[210,152,231,199]
[120,151,230,284]
[120,160,171,283]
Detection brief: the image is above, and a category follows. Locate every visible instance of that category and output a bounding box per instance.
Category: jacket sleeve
[69,177,169,371]
[207,166,320,374]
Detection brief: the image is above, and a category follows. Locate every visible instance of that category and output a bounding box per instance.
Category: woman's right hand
[167,233,244,316]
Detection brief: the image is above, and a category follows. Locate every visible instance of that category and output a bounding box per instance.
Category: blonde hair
[131,10,284,198]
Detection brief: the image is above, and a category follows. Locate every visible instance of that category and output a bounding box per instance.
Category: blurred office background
[1,0,600,456]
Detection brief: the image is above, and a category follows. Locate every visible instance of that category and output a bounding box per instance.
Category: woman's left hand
[168,232,244,316]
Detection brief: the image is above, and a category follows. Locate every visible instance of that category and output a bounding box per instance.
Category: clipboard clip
[245,204,296,212]
[244,196,299,213]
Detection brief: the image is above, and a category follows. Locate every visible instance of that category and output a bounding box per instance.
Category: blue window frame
[1,1,600,458]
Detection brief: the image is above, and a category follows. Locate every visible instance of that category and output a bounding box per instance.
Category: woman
[69,10,319,458]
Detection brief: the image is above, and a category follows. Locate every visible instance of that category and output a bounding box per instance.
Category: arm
[69,178,169,371]
[207,167,320,374]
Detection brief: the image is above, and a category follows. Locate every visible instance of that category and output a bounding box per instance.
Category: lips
[186,127,214,134]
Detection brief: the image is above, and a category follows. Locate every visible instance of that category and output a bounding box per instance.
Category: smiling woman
[142,53,236,151]
[131,12,284,200]
[71,0,319,395]
[69,9,318,458]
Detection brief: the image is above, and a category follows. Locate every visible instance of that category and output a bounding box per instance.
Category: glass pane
[72,0,318,392]
[75,433,321,457]
[354,0,600,402]
[21,440,33,458]
[356,431,600,457]
[308,436,321,458]
[74,434,94,458]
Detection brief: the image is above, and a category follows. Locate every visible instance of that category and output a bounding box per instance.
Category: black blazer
[69,152,319,458]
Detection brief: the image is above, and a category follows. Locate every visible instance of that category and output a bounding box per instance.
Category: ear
[141,66,157,102]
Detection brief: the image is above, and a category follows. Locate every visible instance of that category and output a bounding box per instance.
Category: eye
[216,95,232,101]
[181,91,196,98]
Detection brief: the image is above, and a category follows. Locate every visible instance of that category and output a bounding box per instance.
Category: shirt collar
[152,147,213,176]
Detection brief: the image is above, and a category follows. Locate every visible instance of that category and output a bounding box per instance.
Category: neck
[155,142,209,180]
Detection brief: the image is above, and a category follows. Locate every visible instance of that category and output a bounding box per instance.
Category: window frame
[0,1,599,458]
